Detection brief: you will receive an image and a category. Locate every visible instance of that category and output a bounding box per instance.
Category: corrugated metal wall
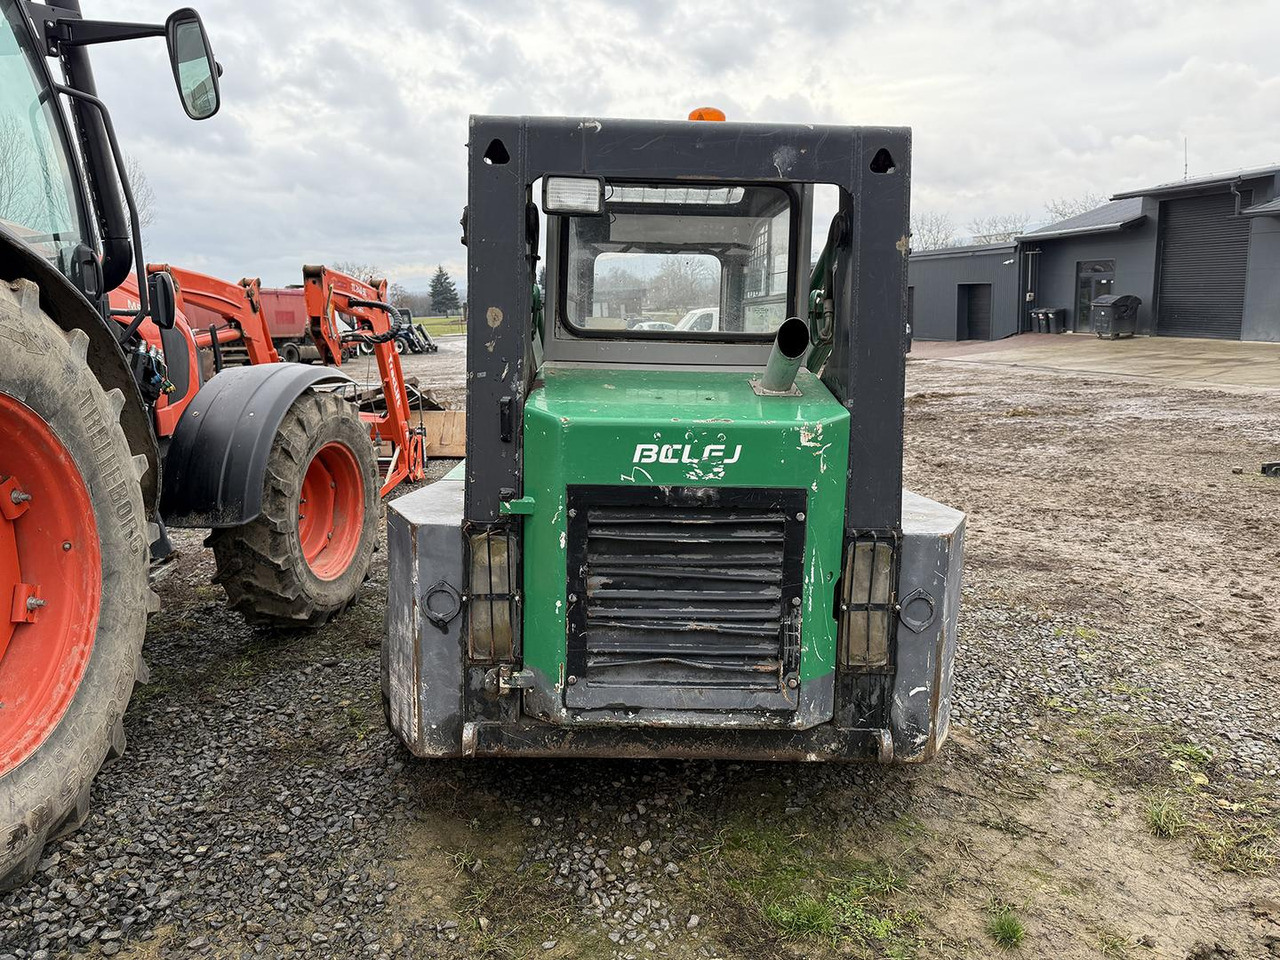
[1156,192,1251,339]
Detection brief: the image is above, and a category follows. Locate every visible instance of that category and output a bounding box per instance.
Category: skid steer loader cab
[385,115,965,763]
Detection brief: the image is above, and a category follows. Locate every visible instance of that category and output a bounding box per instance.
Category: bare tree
[650,256,716,310]
[909,211,957,251]
[0,115,69,231]
[967,213,1031,245]
[1044,192,1106,222]
[122,153,156,231]
[388,281,410,306]
[331,261,384,283]
[596,264,643,292]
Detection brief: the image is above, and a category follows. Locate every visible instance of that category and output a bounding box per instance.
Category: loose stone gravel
[2,351,1277,958]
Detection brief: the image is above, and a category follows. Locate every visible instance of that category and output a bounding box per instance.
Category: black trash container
[1047,308,1067,334]
[1092,294,1141,339]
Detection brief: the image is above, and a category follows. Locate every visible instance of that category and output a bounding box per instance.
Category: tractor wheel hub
[0,394,102,776]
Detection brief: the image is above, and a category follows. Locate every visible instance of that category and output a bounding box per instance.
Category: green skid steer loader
[383,114,964,762]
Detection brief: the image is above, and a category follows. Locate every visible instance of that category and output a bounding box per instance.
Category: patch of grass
[1070,717,1178,788]
[711,817,919,953]
[761,882,919,950]
[1193,816,1278,873]
[695,827,728,861]
[763,893,836,937]
[1166,741,1213,768]
[1109,680,1152,698]
[1061,716,1277,874]
[1098,929,1130,957]
[457,865,591,960]
[410,805,615,960]
[342,702,370,740]
[414,316,466,336]
[1144,792,1185,839]
[985,903,1026,948]
[445,849,480,875]
[126,678,173,708]
[1042,695,1079,715]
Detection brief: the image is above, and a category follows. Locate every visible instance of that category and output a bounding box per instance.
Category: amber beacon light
[687,106,726,121]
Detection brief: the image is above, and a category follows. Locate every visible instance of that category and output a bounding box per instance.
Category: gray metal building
[907,242,1020,341]
[1017,198,1157,335]
[910,162,1280,342]
[1021,163,1280,340]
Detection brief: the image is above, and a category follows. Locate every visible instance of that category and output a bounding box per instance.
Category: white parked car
[634,308,719,333]
[674,308,720,332]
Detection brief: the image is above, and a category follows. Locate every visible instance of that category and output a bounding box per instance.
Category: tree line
[910,193,1107,250]
[331,262,461,318]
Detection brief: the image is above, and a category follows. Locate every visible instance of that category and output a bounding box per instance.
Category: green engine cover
[516,364,850,692]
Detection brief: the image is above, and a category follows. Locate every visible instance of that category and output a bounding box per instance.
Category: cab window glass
[0,3,88,268]
[561,182,792,339]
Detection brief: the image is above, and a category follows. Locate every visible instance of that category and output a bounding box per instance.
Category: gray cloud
[85,0,1280,290]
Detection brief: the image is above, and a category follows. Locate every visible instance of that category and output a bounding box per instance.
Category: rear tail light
[467,528,518,661]
[838,536,897,668]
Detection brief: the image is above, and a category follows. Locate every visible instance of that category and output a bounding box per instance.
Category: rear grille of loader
[564,486,806,711]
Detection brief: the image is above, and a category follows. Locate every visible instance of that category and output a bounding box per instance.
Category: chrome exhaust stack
[753,316,811,396]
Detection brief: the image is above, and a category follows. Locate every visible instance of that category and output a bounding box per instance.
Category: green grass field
[413,316,466,336]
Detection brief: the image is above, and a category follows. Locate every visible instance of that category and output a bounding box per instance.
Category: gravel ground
[2,346,1278,959]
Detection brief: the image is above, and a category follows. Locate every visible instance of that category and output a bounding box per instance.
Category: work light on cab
[543,177,604,215]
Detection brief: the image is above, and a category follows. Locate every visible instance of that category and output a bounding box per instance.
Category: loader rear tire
[210,391,379,625]
[0,279,148,892]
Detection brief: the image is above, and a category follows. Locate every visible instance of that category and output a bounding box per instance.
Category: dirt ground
[4,342,1278,960]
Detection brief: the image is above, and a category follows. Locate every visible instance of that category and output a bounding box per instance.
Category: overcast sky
[90,0,1280,292]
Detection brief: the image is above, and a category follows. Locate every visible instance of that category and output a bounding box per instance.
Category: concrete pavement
[909,332,1280,390]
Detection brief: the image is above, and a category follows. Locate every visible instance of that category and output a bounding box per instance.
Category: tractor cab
[384,115,965,763]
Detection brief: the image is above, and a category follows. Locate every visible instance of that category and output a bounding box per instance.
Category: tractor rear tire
[209,391,379,625]
[0,279,148,892]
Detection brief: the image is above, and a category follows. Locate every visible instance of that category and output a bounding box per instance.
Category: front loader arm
[301,265,423,495]
[147,264,280,365]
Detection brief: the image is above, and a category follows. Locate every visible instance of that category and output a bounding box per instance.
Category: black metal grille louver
[565,485,806,713]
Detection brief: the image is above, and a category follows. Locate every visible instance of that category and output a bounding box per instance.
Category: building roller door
[1156,192,1250,339]
[962,283,992,340]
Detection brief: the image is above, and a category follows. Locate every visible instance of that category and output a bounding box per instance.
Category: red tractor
[0,2,411,889]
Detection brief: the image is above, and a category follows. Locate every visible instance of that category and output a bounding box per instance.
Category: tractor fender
[159,363,355,528]
[0,226,160,513]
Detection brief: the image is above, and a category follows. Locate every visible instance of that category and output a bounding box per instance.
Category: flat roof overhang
[1016,215,1146,243]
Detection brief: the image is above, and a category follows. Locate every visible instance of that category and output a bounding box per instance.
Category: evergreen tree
[429,265,460,316]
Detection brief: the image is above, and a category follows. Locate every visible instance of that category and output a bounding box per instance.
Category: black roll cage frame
[464,115,912,546]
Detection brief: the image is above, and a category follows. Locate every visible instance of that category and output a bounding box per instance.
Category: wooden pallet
[418,410,466,458]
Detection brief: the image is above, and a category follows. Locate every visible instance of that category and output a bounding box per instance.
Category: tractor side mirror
[165,9,220,120]
[148,270,178,329]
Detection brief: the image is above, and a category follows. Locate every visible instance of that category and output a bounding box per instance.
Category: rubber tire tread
[0,279,148,893]
[209,390,379,626]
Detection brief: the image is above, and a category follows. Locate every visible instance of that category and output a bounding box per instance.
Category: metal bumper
[891,490,965,761]
[383,480,963,762]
